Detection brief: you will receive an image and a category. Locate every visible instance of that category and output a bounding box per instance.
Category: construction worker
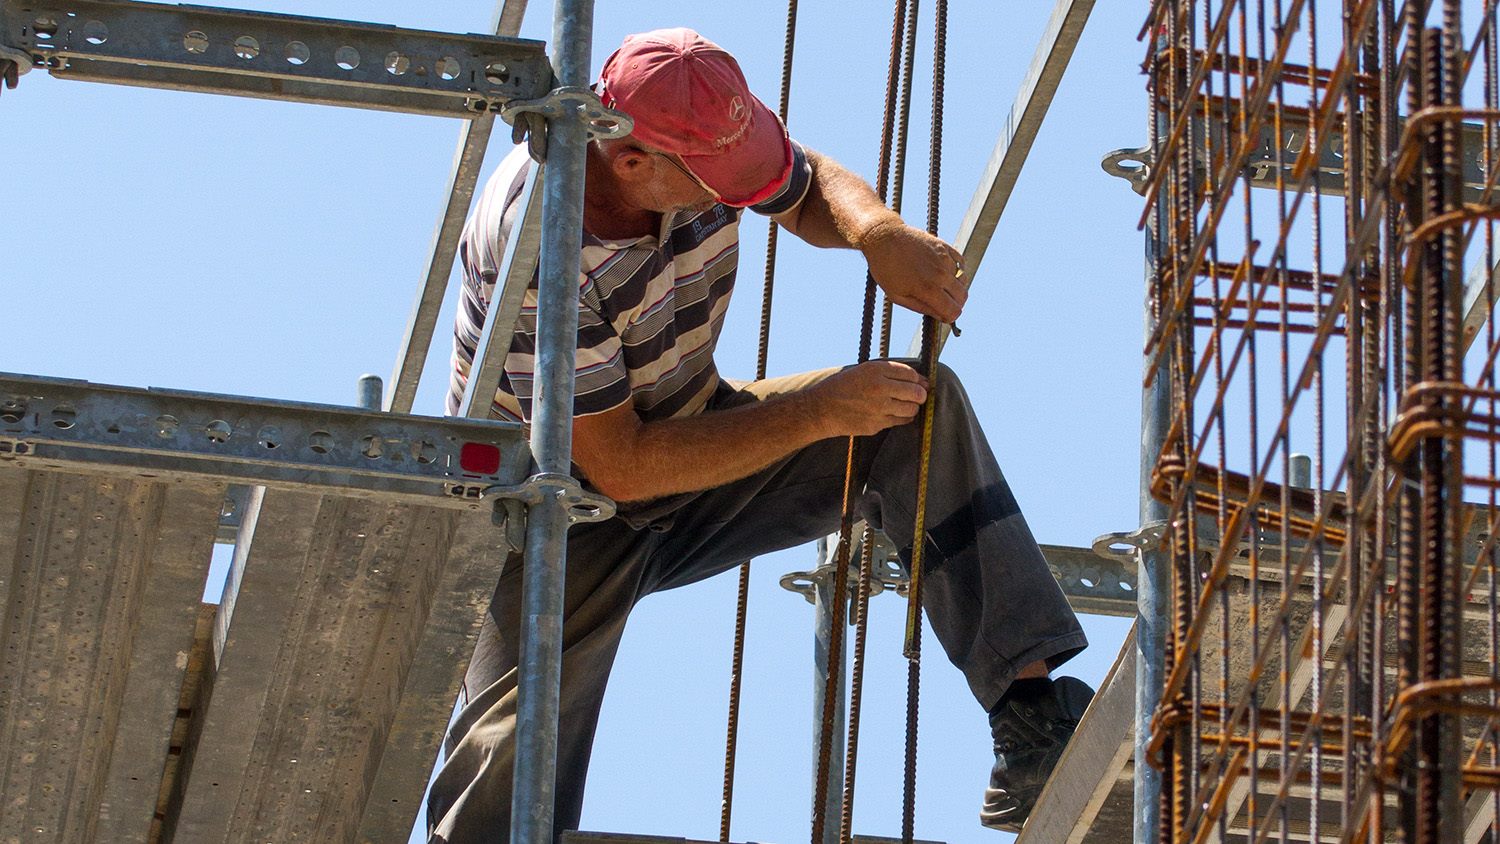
[431,28,1092,842]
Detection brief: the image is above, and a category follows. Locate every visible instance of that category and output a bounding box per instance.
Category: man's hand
[807,360,929,439]
[861,220,968,324]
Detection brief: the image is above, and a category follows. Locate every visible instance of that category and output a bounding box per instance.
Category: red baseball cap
[598,28,794,207]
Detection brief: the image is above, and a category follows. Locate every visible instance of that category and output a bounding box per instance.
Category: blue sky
[2,2,1148,842]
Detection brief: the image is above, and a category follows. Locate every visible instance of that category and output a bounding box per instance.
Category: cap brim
[678,97,793,208]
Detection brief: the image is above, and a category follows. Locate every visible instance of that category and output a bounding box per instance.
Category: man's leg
[847,362,1089,832]
[856,362,1087,708]
[426,518,651,844]
[715,363,1087,705]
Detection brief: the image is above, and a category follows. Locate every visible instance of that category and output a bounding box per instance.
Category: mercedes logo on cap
[729,96,746,123]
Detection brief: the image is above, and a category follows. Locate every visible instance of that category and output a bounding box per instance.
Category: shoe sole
[979,814,1023,834]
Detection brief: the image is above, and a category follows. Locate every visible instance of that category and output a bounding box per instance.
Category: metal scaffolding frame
[0,0,1138,842]
[0,0,620,840]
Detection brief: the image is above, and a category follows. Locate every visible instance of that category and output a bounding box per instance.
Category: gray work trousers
[425,364,1087,843]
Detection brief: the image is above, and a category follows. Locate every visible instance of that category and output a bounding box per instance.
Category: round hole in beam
[384,51,409,76]
[205,420,231,444]
[183,30,209,54]
[233,35,259,60]
[436,57,460,81]
[334,45,359,71]
[284,40,309,65]
[257,426,281,450]
[81,20,107,45]
[155,415,179,439]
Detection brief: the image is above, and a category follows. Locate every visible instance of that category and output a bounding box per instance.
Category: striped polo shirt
[448,141,813,423]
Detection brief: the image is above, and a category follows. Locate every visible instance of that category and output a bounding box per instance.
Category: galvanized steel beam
[953,0,1094,274]
[0,0,550,118]
[1101,114,1494,203]
[909,0,1095,357]
[1461,254,1500,353]
[1040,543,1137,618]
[0,373,529,506]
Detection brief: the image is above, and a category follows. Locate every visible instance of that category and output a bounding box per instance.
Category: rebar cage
[1140,0,1500,842]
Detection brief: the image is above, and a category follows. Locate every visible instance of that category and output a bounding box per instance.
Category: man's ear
[607,145,654,182]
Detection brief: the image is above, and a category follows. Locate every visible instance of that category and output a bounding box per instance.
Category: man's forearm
[781,149,905,249]
[579,389,833,504]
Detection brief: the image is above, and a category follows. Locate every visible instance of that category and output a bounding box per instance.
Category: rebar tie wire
[720,1,798,840]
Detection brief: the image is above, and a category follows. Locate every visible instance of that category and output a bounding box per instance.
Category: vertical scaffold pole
[509,1,595,842]
[1135,184,1170,844]
[811,546,847,844]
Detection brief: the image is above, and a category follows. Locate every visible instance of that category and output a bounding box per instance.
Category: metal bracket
[500,85,633,162]
[481,471,615,525]
[0,40,30,75]
[780,531,910,606]
[1101,146,1152,195]
[1092,521,1167,563]
[214,483,255,544]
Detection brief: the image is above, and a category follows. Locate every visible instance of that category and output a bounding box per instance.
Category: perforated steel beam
[0,0,550,117]
[1041,543,1136,617]
[1102,113,1494,202]
[0,373,529,505]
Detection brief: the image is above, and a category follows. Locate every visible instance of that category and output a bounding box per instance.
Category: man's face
[640,150,721,215]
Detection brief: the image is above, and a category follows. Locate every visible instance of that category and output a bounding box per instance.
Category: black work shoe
[980,676,1095,833]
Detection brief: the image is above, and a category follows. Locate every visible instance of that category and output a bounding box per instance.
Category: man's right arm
[572,360,928,503]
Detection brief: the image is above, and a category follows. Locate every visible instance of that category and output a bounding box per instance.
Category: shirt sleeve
[750,139,813,216]
[447,145,533,417]
[503,286,632,421]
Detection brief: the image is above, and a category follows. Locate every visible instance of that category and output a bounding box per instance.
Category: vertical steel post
[811,546,847,844]
[1135,206,1169,844]
[357,374,384,411]
[509,1,594,842]
[1289,453,1313,489]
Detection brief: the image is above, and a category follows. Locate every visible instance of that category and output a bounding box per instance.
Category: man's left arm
[770,148,967,323]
